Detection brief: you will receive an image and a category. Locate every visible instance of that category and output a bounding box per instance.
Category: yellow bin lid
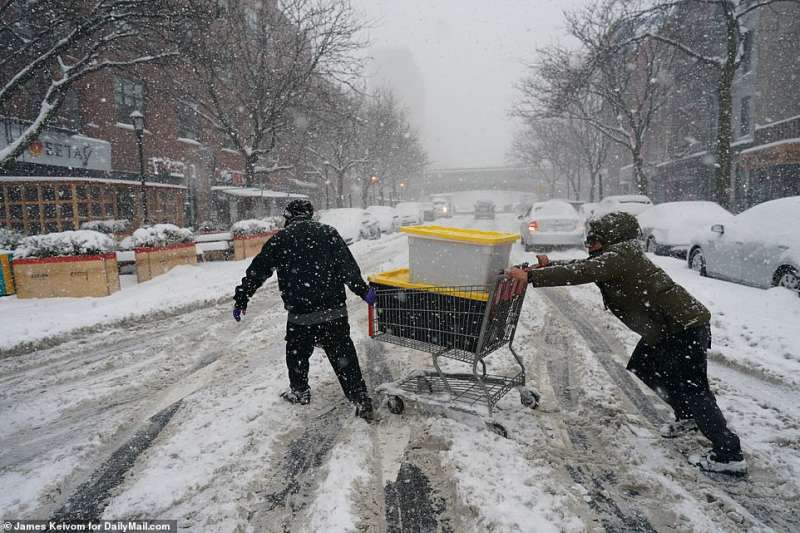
[400,225,518,245]
[367,267,489,302]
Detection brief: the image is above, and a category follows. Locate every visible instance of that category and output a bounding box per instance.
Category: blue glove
[363,287,377,305]
[233,307,246,322]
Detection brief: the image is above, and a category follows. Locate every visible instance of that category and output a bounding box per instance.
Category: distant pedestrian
[233,199,377,421]
[507,211,746,475]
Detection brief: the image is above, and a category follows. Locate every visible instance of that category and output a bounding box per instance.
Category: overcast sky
[351,0,587,169]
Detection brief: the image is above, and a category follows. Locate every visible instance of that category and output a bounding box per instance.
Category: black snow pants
[627,324,742,459]
[285,316,368,402]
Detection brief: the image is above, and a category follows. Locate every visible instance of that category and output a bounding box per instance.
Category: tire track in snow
[535,308,659,532]
[360,339,464,533]
[51,400,182,521]
[541,287,800,532]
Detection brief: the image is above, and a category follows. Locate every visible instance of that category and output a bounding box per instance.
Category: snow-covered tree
[625,0,800,206]
[516,0,677,196]
[0,0,209,167]
[180,0,363,187]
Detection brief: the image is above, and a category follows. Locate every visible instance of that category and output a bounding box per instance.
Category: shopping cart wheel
[387,396,405,415]
[486,421,508,439]
[519,387,540,409]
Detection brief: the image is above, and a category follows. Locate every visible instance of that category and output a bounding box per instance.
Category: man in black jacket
[232,200,377,420]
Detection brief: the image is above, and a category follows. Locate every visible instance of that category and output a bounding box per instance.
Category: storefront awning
[0,175,186,189]
[738,138,800,169]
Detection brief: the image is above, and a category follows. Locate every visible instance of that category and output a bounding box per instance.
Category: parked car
[474,200,496,220]
[594,195,654,217]
[637,201,733,258]
[687,196,799,294]
[395,202,424,226]
[519,199,585,252]
[366,205,399,233]
[422,202,436,221]
[318,208,380,244]
[431,195,454,218]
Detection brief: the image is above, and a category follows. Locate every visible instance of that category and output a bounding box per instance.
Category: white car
[637,201,733,258]
[687,196,799,294]
[395,202,424,226]
[594,195,654,217]
[318,208,380,244]
[519,199,585,252]
[365,205,399,233]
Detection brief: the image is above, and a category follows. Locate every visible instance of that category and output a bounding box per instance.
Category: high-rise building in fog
[366,47,426,136]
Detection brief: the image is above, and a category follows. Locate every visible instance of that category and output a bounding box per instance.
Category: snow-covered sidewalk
[0,236,406,353]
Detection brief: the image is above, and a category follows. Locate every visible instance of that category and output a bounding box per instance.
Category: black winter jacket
[233,220,369,317]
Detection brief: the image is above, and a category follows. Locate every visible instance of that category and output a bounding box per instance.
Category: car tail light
[528,220,539,232]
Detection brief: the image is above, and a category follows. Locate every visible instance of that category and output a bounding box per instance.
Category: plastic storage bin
[368,268,488,353]
[400,225,518,286]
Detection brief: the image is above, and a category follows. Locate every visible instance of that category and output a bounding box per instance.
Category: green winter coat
[527,212,710,345]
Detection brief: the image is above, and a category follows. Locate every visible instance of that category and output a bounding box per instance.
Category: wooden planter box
[233,231,277,261]
[1,253,15,296]
[12,253,119,299]
[135,242,197,283]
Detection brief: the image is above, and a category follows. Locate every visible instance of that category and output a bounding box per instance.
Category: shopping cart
[368,270,539,436]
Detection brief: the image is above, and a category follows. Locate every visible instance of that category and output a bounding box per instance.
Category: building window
[741,31,754,74]
[114,77,145,123]
[176,100,199,140]
[740,96,752,136]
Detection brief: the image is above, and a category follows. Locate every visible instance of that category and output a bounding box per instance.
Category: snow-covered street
[2,213,799,532]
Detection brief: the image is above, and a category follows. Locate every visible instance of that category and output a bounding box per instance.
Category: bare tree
[0,0,208,166]
[510,119,579,199]
[516,0,675,195]
[182,0,363,187]
[362,89,427,206]
[304,90,367,208]
[626,0,800,205]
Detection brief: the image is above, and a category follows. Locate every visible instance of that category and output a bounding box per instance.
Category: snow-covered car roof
[734,196,800,242]
[318,208,369,242]
[530,199,579,218]
[638,201,733,246]
[395,202,423,212]
[601,194,653,204]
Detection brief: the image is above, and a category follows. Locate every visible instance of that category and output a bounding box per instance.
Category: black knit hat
[283,199,314,224]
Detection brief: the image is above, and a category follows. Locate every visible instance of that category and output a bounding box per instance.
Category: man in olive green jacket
[508,211,746,475]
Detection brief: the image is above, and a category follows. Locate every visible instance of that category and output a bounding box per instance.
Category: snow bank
[0,261,257,351]
[131,224,193,248]
[80,219,131,234]
[307,423,372,532]
[230,217,281,237]
[441,419,584,532]
[14,230,115,258]
[0,227,22,250]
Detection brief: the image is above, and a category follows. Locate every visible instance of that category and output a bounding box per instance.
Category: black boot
[354,396,374,421]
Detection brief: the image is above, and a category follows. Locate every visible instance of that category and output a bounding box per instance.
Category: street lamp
[324,179,331,209]
[130,110,148,225]
[370,176,379,205]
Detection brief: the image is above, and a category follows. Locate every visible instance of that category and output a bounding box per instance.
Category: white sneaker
[660,418,698,438]
[688,450,748,476]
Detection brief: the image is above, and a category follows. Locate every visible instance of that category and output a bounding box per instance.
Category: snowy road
[2,213,799,532]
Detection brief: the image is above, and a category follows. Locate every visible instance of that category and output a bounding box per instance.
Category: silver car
[519,200,585,252]
[687,196,799,293]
